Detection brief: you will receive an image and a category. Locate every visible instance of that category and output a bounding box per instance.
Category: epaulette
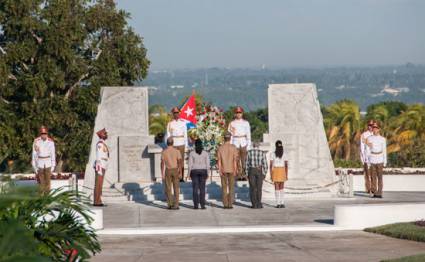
[47,137,54,142]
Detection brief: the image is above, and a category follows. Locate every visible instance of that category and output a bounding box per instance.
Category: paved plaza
[90,192,425,261]
[93,231,425,262]
[102,192,425,228]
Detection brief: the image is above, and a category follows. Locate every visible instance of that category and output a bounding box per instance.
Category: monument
[83,87,154,195]
[264,83,337,193]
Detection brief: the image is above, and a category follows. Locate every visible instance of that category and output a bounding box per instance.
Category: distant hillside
[140,64,425,111]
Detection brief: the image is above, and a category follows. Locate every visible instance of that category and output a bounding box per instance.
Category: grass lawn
[365,222,425,262]
[365,221,425,242]
[381,254,425,262]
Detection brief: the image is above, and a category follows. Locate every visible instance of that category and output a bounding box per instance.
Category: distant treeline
[145,65,425,111]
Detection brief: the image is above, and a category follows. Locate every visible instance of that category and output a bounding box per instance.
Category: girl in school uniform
[269,140,288,208]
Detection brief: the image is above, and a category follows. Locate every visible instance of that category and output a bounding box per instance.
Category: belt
[38,156,51,159]
[233,135,247,138]
[101,158,108,161]
[371,151,383,155]
[172,135,184,138]
[249,166,262,169]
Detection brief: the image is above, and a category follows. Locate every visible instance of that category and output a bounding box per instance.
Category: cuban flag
[180,94,197,129]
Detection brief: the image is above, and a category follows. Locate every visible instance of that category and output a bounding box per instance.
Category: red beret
[234,106,244,113]
[96,128,107,137]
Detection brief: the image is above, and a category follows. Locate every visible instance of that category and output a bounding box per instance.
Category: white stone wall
[265,83,336,191]
[83,87,153,193]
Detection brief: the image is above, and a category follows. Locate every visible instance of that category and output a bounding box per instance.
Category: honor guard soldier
[94,128,109,206]
[360,120,375,196]
[228,106,251,178]
[32,126,56,195]
[366,123,387,198]
[166,107,188,182]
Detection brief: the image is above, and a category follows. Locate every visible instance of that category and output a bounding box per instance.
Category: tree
[366,101,407,118]
[387,104,425,158]
[323,100,361,161]
[149,105,170,136]
[0,0,150,172]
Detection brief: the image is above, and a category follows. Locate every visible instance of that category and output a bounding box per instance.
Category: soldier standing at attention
[366,123,387,198]
[360,120,375,196]
[228,106,251,179]
[32,126,56,195]
[166,107,188,182]
[161,137,183,210]
[94,128,109,206]
[217,132,239,209]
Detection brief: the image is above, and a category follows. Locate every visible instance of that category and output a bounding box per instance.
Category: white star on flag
[184,106,194,117]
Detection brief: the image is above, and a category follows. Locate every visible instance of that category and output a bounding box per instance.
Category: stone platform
[100,192,425,229]
[100,179,339,204]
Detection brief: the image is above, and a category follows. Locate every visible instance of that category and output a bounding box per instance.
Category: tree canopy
[0,0,150,172]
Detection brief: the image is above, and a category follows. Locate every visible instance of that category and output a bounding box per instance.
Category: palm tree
[323,100,361,161]
[149,105,170,135]
[387,104,425,154]
[0,182,101,261]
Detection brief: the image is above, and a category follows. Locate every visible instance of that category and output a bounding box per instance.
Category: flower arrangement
[189,103,226,166]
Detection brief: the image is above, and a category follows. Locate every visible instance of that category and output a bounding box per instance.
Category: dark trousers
[165,168,180,208]
[363,163,372,193]
[237,146,248,178]
[190,169,208,208]
[370,163,384,196]
[37,167,52,195]
[248,167,264,208]
[175,145,185,180]
[221,172,235,208]
[94,169,105,205]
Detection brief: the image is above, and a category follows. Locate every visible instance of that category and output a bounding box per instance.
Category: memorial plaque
[118,136,154,182]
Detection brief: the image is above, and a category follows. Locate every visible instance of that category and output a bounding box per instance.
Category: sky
[116,0,425,70]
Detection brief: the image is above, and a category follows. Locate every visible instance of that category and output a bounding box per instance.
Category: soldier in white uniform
[228,106,251,178]
[166,107,188,182]
[366,123,387,198]
[360,120,375,195]
[94,128,109,206]
[32,126,56,195]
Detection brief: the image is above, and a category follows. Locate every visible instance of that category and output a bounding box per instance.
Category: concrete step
[127,192,251,201]
[103,181,336,204]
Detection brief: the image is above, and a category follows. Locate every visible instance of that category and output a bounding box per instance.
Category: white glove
[95,162,101,174]
[33,166,38,174]
[51,166,55,173]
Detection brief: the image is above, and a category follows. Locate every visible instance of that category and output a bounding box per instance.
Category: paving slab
[101,192,425,229]
[91,231,425,262]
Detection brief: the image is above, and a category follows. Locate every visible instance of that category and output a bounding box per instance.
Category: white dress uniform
[95,139,109,174]
[366,135,387,166]
[166,119,188,147]
[228,119,251,149]
[32,137,56,171]
[360,130,373,164]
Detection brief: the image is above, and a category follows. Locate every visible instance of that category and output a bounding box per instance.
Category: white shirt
[360,130,373,164]
[270,152,288,167]
[366,135,387,166]
[166,119,188,147]
[228,119,251,149]
[32,137,56,170]
[96,139,110,170]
